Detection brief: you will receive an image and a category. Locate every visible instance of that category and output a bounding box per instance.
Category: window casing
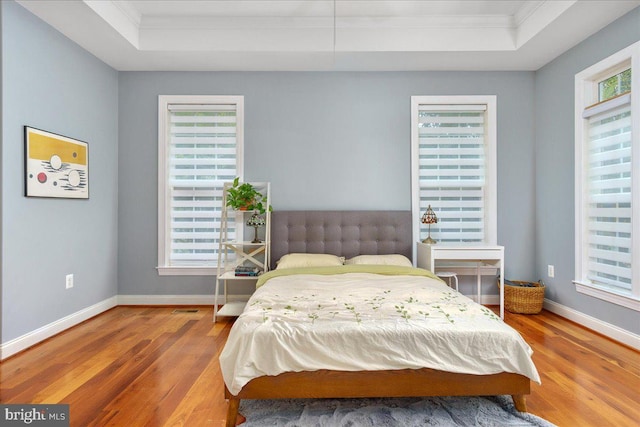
[411,96,497,251]
[574,41,640,310]
[157,95,244,276]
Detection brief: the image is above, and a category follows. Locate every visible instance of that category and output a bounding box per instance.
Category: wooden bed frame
[223,211,531,426]
[225,369,529,426]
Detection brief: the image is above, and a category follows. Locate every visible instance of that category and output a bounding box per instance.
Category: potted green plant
[226,177,271,214]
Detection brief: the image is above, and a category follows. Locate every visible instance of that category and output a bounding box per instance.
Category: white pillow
[276,253,345,270]
[345,254,413,267]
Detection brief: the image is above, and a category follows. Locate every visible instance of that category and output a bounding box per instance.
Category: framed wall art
[24,126,89,199]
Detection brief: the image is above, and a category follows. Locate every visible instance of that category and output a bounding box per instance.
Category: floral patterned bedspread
[220,266,540,395]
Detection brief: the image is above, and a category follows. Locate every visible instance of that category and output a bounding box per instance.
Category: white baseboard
[480,294,500,305]
[543,299,640,350]
[122,293,492,306]
[117,294,254,306]
[0,296,118,360]
[117,294,217,305]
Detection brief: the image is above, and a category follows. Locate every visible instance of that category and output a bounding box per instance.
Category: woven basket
[498,279,545,314]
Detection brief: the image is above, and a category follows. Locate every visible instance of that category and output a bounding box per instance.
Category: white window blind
[158,95,244,275]
[583,97,632,292]
[574,41,639,310]
[168,104,238,265]
[416,105,488,243]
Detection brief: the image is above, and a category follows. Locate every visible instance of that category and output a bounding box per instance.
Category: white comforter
[220,267,540,395]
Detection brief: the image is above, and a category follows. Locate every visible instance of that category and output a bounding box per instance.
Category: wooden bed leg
[511,394,527,412]
[226,397,241,427]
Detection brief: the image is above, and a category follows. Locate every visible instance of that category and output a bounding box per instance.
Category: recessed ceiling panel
[14,0,640,71]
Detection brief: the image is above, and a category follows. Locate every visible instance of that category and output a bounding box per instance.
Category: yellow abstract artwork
[24,127,89,198]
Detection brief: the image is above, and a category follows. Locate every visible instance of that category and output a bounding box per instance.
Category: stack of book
[234,265,261,277]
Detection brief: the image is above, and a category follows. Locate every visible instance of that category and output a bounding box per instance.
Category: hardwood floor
[1,306,638,426]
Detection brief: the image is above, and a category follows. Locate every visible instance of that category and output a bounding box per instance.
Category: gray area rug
[239,395,557,427]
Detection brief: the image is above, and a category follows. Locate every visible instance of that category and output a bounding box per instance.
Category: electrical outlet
[547,265,555,278]
[66,274,74,289]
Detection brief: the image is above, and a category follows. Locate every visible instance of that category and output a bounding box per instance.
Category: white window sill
[157,266,216,276]
[574,280,640,312]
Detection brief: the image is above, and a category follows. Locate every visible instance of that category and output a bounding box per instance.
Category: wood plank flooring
[1,306,638,426]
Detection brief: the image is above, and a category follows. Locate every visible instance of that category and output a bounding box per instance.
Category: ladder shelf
[213,181,270,322]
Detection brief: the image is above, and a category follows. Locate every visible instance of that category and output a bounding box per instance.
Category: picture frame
[24,126,89,199]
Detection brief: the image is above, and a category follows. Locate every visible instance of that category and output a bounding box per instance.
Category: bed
[219,211,540,426]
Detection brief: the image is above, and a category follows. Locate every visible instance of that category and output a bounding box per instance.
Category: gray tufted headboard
[269,211,412,269]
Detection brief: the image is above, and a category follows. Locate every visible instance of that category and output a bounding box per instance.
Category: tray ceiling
[16,0,640,71]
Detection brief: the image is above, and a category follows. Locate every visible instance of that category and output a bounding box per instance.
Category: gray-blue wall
[535,7,640,334]
[3,0,638,345]
[118,71,536,296]
[1,1,119,342]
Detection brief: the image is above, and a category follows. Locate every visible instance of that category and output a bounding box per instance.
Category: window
[574,41,639,310]
[599,68,631,102]
[157,95,244,275]
[411,96,497,247]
